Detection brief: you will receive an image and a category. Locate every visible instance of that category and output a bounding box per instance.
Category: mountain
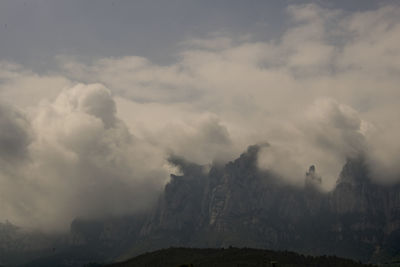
[0,221,62,266]
[21,215,147,267]
[4,144,400,266]
[123,145,400,263]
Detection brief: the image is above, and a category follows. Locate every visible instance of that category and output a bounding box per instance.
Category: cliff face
[330,158,400,262]
[137,145,400,262]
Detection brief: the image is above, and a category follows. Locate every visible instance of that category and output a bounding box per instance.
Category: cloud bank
[1,3,400,231]
[0,84,168,232]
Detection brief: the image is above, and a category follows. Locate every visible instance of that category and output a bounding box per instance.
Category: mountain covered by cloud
[10,144,399,266]
[0,3,399,234]
[127,145,400,263]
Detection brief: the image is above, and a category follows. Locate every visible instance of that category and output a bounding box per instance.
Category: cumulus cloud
[58,3,400,187]
[258,98,368,190]
[1,3,400,230]
[0,83,169,232]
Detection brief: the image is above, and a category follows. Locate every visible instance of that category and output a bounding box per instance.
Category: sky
[0,0,391,67]
[1,0,400,232]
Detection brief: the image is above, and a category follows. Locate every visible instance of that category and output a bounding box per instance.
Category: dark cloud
[0,102,31,163]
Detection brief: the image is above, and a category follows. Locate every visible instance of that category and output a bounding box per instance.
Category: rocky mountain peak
[305,165,322,189]
[336,156,370,187]
[132,146,400,263]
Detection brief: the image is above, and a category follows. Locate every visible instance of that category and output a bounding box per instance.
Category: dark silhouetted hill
[106,247,374,267]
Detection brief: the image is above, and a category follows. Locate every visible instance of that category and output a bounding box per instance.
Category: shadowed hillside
[106,247,374,267]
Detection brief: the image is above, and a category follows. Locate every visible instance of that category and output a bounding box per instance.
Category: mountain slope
[108,247,373,267]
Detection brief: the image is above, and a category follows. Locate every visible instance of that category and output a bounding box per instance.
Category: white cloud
[0,83,169,232]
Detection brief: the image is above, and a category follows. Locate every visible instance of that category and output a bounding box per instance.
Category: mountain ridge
[124,145,400,263]
[2,144,400,266]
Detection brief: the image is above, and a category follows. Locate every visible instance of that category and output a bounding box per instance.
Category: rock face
[135,145,400,263]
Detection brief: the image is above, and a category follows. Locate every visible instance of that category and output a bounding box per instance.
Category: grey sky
[0,0,392,69]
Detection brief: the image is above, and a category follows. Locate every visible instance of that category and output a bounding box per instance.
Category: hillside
[107,247,373,267]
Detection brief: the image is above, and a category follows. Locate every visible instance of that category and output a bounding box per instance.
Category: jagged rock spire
[305,165,322,189]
